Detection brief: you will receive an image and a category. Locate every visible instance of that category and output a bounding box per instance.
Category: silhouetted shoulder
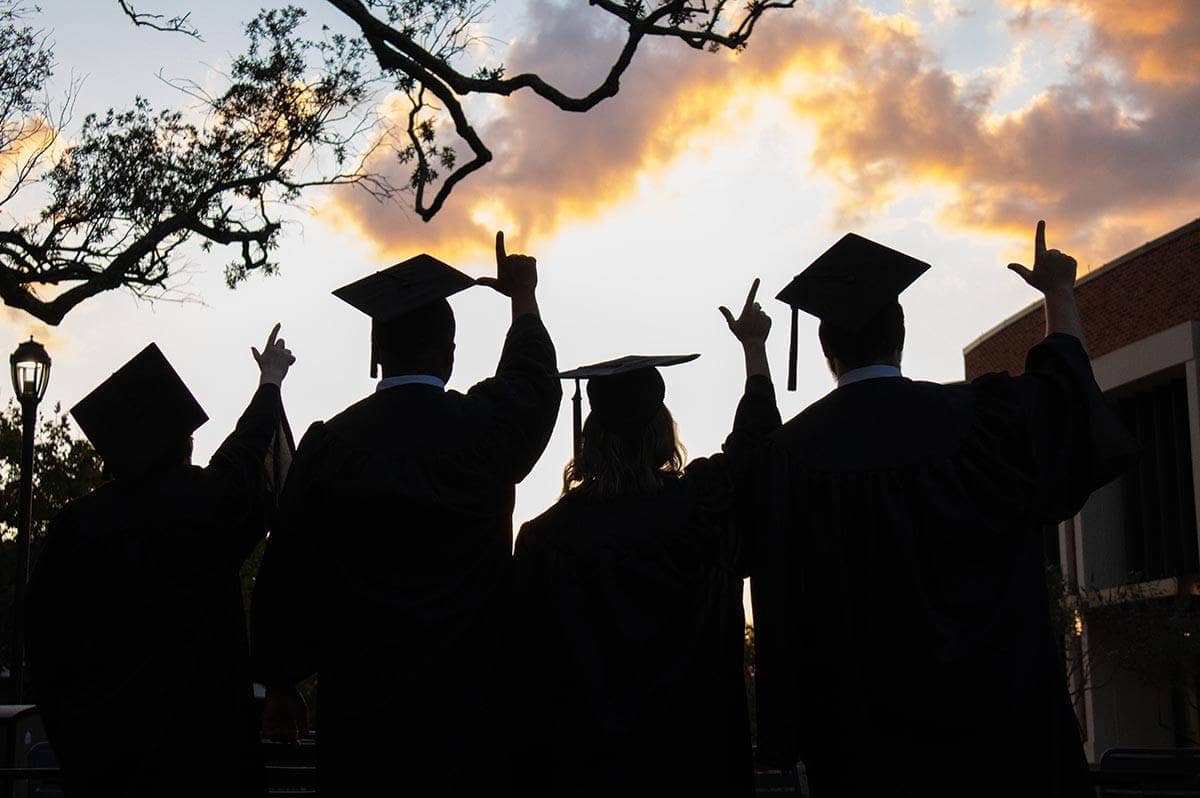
[771,378,975,472]
[517,482,695,557]
[321,386,487,456]
[52,482,110,526]
[516,492,611,553]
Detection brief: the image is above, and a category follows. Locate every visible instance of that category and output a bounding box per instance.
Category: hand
[252,323,296,386]
[1007,220,1077,295]
[719,278,771,346]
[261,686,308,743]
[476,231,537,300]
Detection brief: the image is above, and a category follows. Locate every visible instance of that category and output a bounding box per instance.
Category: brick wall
[964,220,1200,380]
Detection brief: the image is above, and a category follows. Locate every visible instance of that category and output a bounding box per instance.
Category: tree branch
[324,0,793,218]
[0,6,389,324]
[116,1,201,39]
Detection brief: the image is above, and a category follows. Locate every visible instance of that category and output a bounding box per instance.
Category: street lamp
[11,339,50,403]
[8,337,50,702]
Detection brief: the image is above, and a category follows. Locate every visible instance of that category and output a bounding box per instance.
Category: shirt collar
[836,364,902,388]
[376,374,446,393]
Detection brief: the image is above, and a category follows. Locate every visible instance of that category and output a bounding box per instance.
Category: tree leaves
[0,5,389,324]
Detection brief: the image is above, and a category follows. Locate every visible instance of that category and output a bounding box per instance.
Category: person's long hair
[561,405,686,500]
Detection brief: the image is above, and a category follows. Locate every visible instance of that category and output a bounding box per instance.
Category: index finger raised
[495,230,506,264]
[265,322,281,349]
[1035,219,1046,262]
[742,278,761,315]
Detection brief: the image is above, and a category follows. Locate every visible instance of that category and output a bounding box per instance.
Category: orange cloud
[2,306,67,351]
[1007,1,1200,86]
[322,0,1199,268]
[785,1,1199,261]
[319,2,844,262]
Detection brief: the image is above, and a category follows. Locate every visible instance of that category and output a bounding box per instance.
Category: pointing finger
[742,278,760,315]
[495,230,506,265]
[266,322,281,350]
[1035,220,1046,263]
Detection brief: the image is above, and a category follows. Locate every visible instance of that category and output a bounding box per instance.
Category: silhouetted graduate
[251,233,560,796]
[510,280,781,798]
[26,330,296,798]
[751,223,1139,797]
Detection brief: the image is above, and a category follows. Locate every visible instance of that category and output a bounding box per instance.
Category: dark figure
[26,328,296,798]
[251,232,560,796]
[752,222,1139,797]
[511,280,781,797]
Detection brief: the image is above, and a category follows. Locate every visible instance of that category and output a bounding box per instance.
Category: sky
[2,0,1198,556]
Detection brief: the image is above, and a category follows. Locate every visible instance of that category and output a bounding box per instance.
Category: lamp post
[8,338,50,702]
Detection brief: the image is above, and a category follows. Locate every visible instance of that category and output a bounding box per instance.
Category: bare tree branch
[116,0,201,39]
[323,0,794,220]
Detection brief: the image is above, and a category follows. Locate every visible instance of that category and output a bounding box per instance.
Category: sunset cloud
[322,0,1199,267]
[321,0,798,263]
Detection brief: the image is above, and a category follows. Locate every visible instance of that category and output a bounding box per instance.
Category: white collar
[376,374,446,392]
[836,364,902,388]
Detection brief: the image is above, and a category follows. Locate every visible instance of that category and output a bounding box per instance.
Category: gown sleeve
[250,422,326,689]
[683,375,782,575]
[459,313,562,483]
[974,332,1140,522]
[187,383,295,562]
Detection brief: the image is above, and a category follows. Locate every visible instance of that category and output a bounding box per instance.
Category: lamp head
[10,337,50,403]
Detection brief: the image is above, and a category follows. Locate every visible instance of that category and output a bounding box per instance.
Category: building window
[1112,373,1198,582]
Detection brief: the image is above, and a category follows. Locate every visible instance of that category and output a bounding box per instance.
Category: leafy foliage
[0,401,103,542]
[1048,566,1200,744]
[0,401,103,668]
[0,1,57,210]
[0,0,796,322]
[0,4,388,325]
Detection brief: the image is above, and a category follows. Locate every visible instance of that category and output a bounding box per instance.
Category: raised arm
[720,277,772,381]
[200,325,296,557]
[208,324,296,480]
[463,231,561,482]
[992,222,1138,520]
[1007,220,1085,344]
[686,279,781,573]
[716,278,781,462]
[476,230,540,321]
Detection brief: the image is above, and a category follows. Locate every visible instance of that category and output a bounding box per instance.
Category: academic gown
[751,333,1140,798]
[510,375,781,798]
[25,384,293,798]
[251,313,560,797]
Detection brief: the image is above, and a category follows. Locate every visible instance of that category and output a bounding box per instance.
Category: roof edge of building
[962,217,1200,357]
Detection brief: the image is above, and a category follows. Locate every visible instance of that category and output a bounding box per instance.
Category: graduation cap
[71,343,208,469]
[776,233,930,391]
[333,253,476,377]
[559,354,700,458]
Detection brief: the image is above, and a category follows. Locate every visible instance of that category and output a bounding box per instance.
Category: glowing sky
[3,0,1198,545]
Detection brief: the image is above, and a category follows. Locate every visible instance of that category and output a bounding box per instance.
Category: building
[964,218,1200,762]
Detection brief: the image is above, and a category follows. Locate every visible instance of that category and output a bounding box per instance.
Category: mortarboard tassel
[572,378,583,460]
[370,323,379,379]
[787,305,798,391]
